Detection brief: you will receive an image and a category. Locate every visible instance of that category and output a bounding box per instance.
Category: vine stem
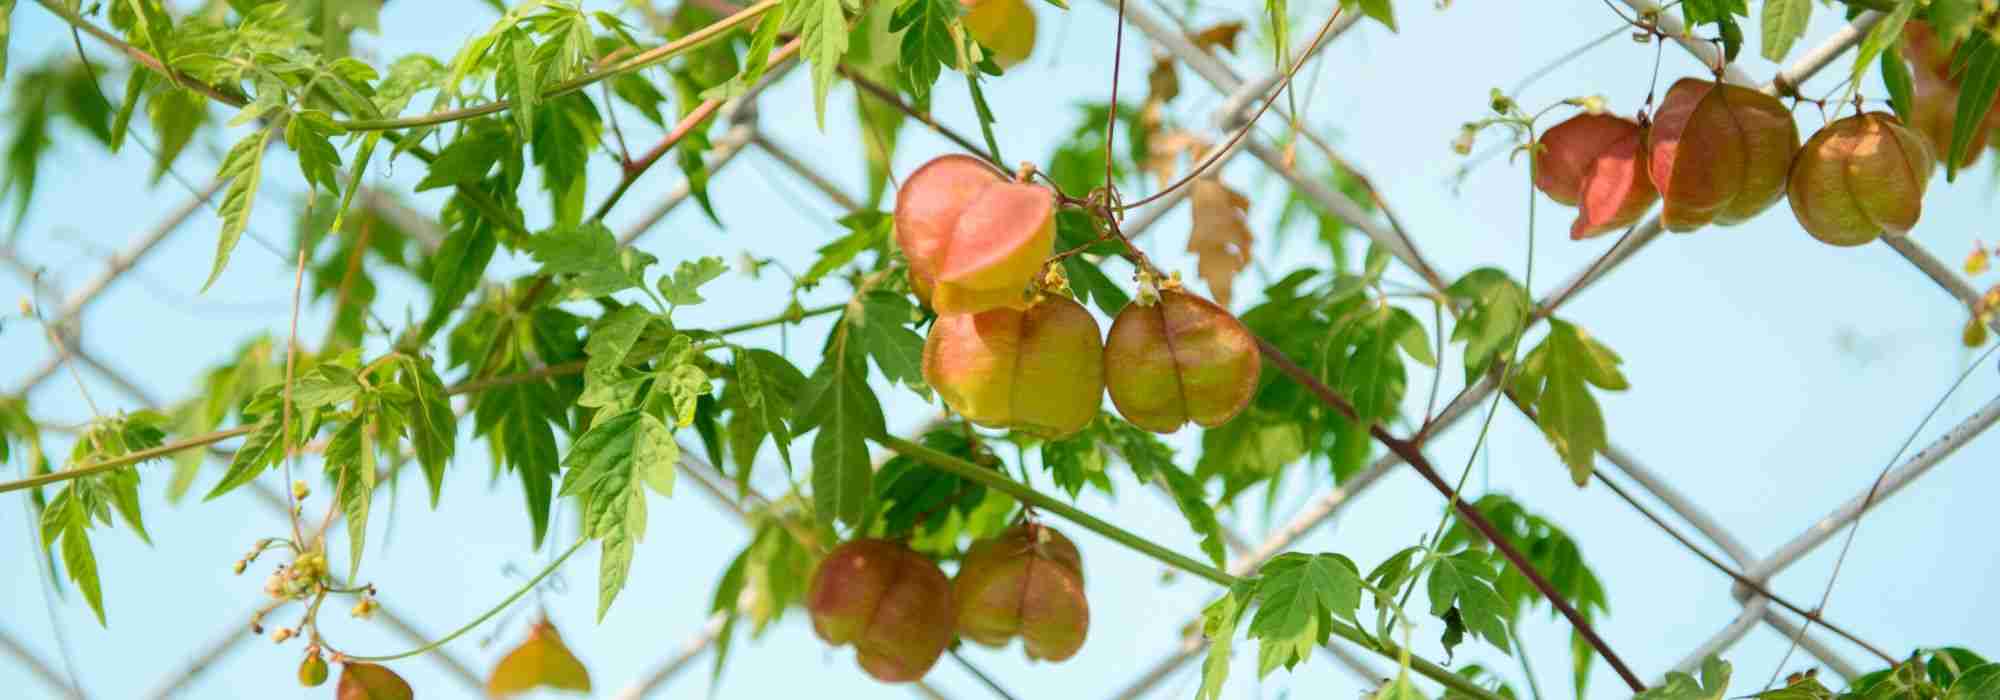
[332,0,779,132]
[587,36,805,223]
[0,426,255,494]
[336,538,585,662]
[875,434,1503,700]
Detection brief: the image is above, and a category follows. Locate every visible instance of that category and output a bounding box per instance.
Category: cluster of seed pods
[804,523,1091,682]
[1537,72,1936,248]
[898,155,1264,440]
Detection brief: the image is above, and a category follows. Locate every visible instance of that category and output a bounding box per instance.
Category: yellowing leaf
[1966,245,1990,276]
[1146,130,1205,190]
[487,618,592,698]
[1188,178,1253,307]
[1189,22,1245,54]
[337,663,413,700]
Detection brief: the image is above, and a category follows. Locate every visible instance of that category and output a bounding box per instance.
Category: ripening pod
[922,294,1104,438]
[1646,78,1799,230]
[961,0,1037,69]
[953,523,1089,662]
[1787,112,1934,247]
[1533,113,1659,239]
[894,155,1056,315]
[1103,289,1259,433]
[807,539,956,683]
[1902,21,1956,83]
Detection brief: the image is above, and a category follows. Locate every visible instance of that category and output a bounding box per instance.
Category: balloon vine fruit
[1646,78,1798,231]
[961,0,1037,69]
[953,523,1089,662]
[806,539,956,683]
[895,155,1056,315]
[1787,112,1933,247]
[1534,112,1659,239]
[923,294,1105,438]
[1103,289,1259,433]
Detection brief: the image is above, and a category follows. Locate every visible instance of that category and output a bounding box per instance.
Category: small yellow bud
[292,480,310,501]
[1966,246,1990,276]
[271,627,294,643]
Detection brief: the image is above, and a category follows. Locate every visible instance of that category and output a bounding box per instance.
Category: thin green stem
[1510,623,1547,700]
[873,434,1503,700]
[338,538,584,662]
[332,0,778,132]
[714,303,843,335]
[0,426,254,494]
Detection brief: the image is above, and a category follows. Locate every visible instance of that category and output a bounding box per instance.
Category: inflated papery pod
[1787,112,1934,247]
[1647,78,1799,230]
[923,294,1104,438]
[1103,288,1258,433]
[1909,68,1990,169]
[894,155,1056,315]
[961,0,1037,68]
[953,523,1089,661]
[1534,113,1659,239]
[806,539,955,683]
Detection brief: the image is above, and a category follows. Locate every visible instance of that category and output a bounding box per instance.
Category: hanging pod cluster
[898,155,1261,438]
[1899,21,2000,170]
[1536,75,1934,248]
[806,524,1091,683]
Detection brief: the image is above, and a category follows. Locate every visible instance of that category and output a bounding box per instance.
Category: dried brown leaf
[1190,22,1246,54]
[1187,178,1253,307]
[338,663,413,700]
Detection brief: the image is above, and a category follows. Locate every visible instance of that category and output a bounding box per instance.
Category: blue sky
[4,1,2000,699]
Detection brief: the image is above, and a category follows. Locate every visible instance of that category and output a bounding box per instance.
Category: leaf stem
[0,426,255,494]
[336,538,584,662]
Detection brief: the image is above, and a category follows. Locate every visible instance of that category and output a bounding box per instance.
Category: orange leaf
[486,619,592,698]
[338,663,413,700]
[1187,178,1253,307]
[1189,22,1245,54]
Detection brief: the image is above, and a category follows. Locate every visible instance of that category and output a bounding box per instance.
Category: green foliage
[1948,31,2000,181]
[204,125,275,292]
[1246,552,1363,676]
[3,60,115,228]
[1195,579,1256,700]
[1637,655,1730,700]
[559,410,680,618]
[1425,550,1509,658]
[1444,494,1609,693]
[786,0,856,126]
[1510,318,1627,485]
[890,0,960,108]
[1680,0,1747,60]
[1851,0,1914,123]
[528,222,661,301]
[795,334,884,528]
[1322,302,1434,425]
[39,411,171,625]
[1759,0,1810,62]
[1448,268,1530,382]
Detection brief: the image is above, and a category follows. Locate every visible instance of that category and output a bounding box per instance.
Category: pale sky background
[4,1,2000,699]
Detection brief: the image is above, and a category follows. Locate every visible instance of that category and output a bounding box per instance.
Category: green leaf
[734,348,803,472]
[790,0,852,127]
[528,222,659,300]
[1156,460,1227,570]
[852,291,926,390]
[284,113,343,196]
[147,87,206,183]
[1850,0,1913,114]
[1426,551,1510,656]
[109,69,148,152]
[702,6,789,101]
[324,418,377,580]
[1758,0,1809,62]
[1948,664,2000,699]
[204,419,285,500]
[1374,671,1429,700]
[1637,654,1731,700]
[475,380,562,548]
[292,364,362,409]
[1195,580,1254,700]
[416,124,509,191]
[559,410,678,618]
[799,353,882,528]
[1510,318,1626,485]
[60,515,104,625]
[0,0,14,81]
[1750,676,1835,699]
[1949,32,2000,181]
[203,125,277,292]
[1323,304,1430,425]
[419,197,499,338]
[802,211,890,288]
[1247,552,1363,676]
[889,0,955,106]
[1884,49,1916,126]
[399,356,458,506]
[579,306,654,410]
[1448,268,1530,382]
[1342,0,1396,31]
[659,256,728,308]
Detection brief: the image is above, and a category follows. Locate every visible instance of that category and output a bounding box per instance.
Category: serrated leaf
[399,356,457,506]
[420,200,498,338]
[801,353,881,528]
[734,348,802,472]
[1156,460,1227,569]
[1759,0,1809,62]
[579,306,654,410]
[528,222,658,300]
[1510,318,1626,485]
[1637,654,1731,700]
[1323,304,1430,424]
[325,418,376,580]
[703,7,789,101]
[1426,551,1510,656]
[659,256,729,308]
[559,410,677,618]
[203,125,276,292]
[1449,268,1530,381]
[791,0,852,127]
[285,114,343,196]
[1188,178,1252,307]
[487,619,592,697]
[802,211,889,287]
[853,292,926,390]
[1247,552,1363,675]
[1195,581,1253,700]
[1949,32,2000,180]
[204,419,284,500]
[890,0,954,105]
